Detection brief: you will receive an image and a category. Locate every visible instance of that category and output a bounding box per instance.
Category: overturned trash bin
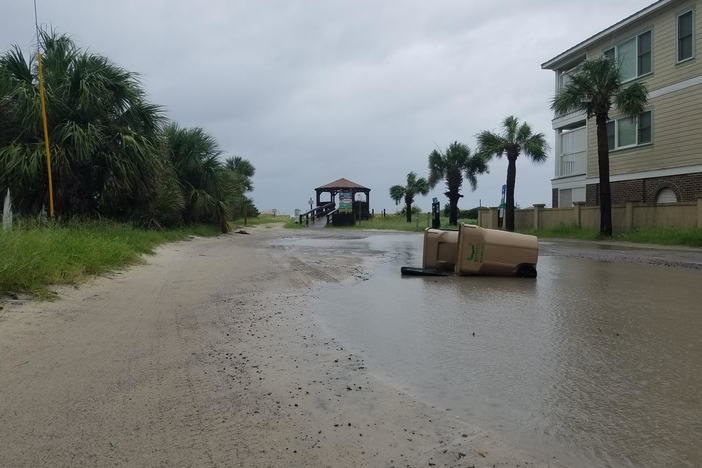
[455,224,538,277]
[422,228,459,272]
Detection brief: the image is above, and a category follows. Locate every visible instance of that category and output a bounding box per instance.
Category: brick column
[489,207,499,230]
[573,201,585,228]
[625,201,634,231]
[533,204,545,230]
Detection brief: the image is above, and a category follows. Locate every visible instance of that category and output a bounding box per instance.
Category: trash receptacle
[422,228,459,271]
[454,224,538,277]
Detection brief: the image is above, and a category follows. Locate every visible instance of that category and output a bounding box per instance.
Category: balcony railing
[561,160,575,176]
[558,151,586,177]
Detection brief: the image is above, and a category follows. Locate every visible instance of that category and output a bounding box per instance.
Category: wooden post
[489,207,499,230]
[625,201,634,231]
[533,204,546,230]
[573,201,585,228]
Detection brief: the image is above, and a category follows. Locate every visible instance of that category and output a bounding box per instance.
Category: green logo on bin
[467,243,476,261]
[467,243,485,263]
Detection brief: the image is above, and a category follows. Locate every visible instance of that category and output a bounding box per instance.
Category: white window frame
[677,8,695,64]
[607,110,653,151]
[603,29,653,82]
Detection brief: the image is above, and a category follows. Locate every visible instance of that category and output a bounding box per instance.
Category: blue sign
[432,198,438,204]
[499,184,506,217]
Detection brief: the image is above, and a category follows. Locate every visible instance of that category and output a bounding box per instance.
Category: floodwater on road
[279,233,702,468]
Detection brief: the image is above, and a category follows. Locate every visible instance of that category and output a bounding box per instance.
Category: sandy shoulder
[0,228,565,467]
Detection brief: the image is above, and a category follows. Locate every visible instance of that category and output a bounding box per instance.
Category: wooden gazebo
[315,178,371,225]
[315,178,371,207]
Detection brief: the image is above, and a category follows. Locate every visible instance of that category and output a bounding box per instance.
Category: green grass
[327,213,476,232]
[0,220,219,298]
[283,218,304,229]
[523,223,702,247]
[617,227,702,247]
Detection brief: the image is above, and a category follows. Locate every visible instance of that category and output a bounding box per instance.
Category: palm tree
[477,117,549,232]
[225,156,256,219]
[428,141,488,226]
[163,123,235,232]
[389,172,429,223]
[552,56,648,236]
[225,156,255,192]
[0,30,164,218]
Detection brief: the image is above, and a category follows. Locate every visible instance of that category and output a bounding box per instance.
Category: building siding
[583,1,702,91]
[586,82,702,177]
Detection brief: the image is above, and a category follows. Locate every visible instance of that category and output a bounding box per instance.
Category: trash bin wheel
[515,264,537,278]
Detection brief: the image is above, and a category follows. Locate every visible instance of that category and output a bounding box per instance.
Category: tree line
[390,55,647,236]
[0,30,254,233]
[390,119,549,230]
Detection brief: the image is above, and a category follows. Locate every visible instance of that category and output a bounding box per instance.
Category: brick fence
[478,197,702,233]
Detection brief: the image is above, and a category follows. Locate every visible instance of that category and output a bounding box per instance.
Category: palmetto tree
[389,172,430,223]
[477,117,549,232]
[428,141,488,226]
[552,56,648,236]
[0,30,164,218]
[163,123,236,232]
[225,156,255,192]
[225,156,256,219]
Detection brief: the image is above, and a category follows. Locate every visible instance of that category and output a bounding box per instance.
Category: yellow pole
[37,51,54,216]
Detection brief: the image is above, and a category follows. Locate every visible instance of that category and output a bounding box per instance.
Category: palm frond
[615,81,649,119]
[389,185,405,204]
[476,131,507,159]
[503,116,519,143]
[427,149,445,188]
[522,132,550,163]
[464,153,489,191]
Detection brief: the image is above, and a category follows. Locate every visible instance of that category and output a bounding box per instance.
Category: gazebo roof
[315,178,370,191]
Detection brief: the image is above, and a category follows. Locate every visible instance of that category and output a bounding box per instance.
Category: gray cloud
[1,0,652,213]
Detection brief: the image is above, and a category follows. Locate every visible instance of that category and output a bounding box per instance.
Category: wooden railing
[326,208,339,225]
[299,202,335,227]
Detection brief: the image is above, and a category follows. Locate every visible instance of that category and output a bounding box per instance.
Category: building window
[559,189,573,208]
[678,10,694,63]
[638,31,652,75]
[604,29,653,81]
[606,110,653,150]
[656,188,678,204]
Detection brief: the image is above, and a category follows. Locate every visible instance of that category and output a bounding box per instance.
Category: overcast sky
[1,0,653,214]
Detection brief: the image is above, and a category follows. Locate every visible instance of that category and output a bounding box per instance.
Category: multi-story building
[542,0,702,207]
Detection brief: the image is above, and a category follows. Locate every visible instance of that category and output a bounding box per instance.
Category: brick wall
[586,171,702,205]
[552,188,558,208]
